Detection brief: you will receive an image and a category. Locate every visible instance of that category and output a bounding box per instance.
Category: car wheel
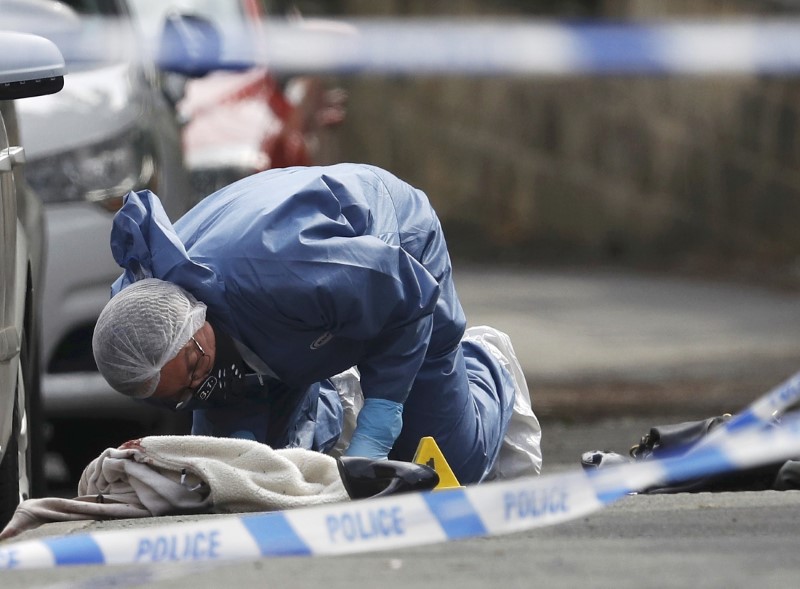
[0,367,24,529]
[0,328,37,530]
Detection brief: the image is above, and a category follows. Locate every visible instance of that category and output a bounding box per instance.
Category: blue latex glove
[344,398,404,460]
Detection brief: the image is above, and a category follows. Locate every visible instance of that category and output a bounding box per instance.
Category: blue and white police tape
[260,18,800,76]
[7,16,800,76]
[704,369,800,440]
[2,411,800,571]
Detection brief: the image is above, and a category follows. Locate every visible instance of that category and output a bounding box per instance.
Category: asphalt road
[7,266,800,588]
[454,265,800,420]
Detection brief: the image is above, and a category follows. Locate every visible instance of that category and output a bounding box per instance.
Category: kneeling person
[92,164,542,484]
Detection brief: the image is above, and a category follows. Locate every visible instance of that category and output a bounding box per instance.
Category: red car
[179,64,346,195]
[131,0,347,197]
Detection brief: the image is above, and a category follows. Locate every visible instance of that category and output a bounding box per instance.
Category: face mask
[175,324,247,411]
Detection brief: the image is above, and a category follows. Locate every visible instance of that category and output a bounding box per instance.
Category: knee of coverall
[390,341,514,485]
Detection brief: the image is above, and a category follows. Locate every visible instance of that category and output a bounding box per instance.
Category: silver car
[10,0,195,484]
[0,31,66,529]
[7,0,251,488]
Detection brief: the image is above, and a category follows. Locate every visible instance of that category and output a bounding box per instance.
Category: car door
[0,29,67,525]
[1,105,17,376]
[1,102,22,500]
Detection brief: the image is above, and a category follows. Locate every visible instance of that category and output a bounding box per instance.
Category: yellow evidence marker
[412,436,463,489]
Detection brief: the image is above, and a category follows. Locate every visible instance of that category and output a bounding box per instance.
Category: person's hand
[344,431,391,460]
[343,398,403,460]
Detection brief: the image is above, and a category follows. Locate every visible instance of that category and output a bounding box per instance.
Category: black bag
[629,415,791,493]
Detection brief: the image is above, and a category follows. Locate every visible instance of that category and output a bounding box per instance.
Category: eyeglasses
[188,335,208,382]
[175,335,208,408]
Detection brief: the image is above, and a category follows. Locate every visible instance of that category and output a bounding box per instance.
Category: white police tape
[3,368,800,571]
[2,409,800,571]
[260,19,800,76]
[7,16,800,76]
[710,370,800,437]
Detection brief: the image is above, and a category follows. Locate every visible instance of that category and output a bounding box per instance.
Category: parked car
[127,0,347,198]
[6,0,342,488]
[0,30,66,529]
[8,0,196,485]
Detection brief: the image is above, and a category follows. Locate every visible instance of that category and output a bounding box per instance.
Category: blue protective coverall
[109,164,515,484]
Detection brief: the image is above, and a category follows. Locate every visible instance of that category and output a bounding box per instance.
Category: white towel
[0,436,348,541]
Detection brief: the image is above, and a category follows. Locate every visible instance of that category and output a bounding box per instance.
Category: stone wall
[310,0,800,278]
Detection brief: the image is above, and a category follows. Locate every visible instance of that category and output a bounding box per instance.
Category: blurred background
[4,0,800,494]
[305,0,800,284]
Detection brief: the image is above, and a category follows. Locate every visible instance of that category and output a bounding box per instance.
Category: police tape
[707,370,800,439]
[260,18,800,76]
[3,368,799,570]
[7,16,800,76]
[2,406,800,571]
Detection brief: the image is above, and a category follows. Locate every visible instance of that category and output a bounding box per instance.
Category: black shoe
[336,456,440,499]
[580,450,631,470]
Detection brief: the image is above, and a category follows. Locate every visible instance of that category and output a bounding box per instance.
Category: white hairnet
[92,278,207,398]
